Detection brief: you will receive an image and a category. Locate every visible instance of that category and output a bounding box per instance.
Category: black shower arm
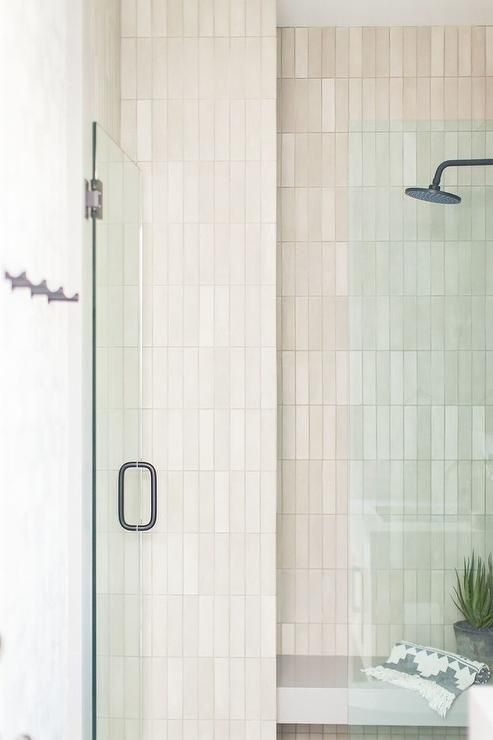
[431,158,493,188]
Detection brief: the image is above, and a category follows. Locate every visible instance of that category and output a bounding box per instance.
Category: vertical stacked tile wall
[119,1,278,737]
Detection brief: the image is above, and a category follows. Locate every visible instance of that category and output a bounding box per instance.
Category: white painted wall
[0,2,85,739]
[278,0,493,27]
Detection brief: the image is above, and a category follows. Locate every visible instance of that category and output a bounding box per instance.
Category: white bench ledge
[277,655,468,727]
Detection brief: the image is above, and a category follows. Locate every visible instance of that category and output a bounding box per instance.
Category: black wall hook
[4,271,79,303]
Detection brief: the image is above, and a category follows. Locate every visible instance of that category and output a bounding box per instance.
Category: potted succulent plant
[453,552,493,667]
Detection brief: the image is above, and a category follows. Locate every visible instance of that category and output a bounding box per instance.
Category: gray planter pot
[454,620,493,667]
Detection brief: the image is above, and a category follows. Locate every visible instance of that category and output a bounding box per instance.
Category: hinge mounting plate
[85,178,103,220]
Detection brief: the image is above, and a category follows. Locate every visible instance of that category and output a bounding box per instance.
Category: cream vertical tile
[294,79,308,133]
[198,38,215,100]
[168,38,185,99]
[263,36,278,98]
[324,133,337,186]
[152,0,167,36]
[261,0,276,37]
[444,77,458,122]
[121,101,138,161]
[152,38,168,99]
[152,101,167,162]
[183,0,199,36]
[308,28,322,79]
[403,27,417,77]
[458,26,472,77]
[246,0,261,37]
[349,27,363,79]
[321,27,336,78]
[295,28,308,79]
[231,37,247,100]
[137,0,152,36]
[322,79,335,133]
[403,77,417,122]
[362,77,376,128]
[417,27,431,78]
[214,0,230,37]
[230,0,245,36]
[487,27,493,76]
[199,0,213,36]
[483,78,493,121]
[444,26,458,77]
[375,78,390,123]
[375,27,390,78]
[335,27,349,78]
[348,79,362,128]
[137,100,152,161]
[472,26,486,76]
[431,26,445,77]
[167,0,184,37]
[389,27,403,77]
[362,27,376,79]
[430,78,444,122]
[183,40,199,99]
[122,0,137,37]
[389,78,403,122]
[121,39,137,100]
[335,79,349,132]
[281,28,295,79]
[246,38,261,98]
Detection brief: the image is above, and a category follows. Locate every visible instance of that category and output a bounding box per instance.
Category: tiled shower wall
[277,25,493,658]
[121,1,278,737]
[345,118,493,660]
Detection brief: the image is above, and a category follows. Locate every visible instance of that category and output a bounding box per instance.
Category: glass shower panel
[347,121,493,730]
[92,123,144,740]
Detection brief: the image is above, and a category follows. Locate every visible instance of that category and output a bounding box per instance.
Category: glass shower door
[346,121,493,733]
[91,123,148,740]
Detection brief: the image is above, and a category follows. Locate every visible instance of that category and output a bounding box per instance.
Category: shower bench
[277,655,468,727]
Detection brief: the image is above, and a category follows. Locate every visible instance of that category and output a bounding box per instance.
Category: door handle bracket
[118,461,157,531]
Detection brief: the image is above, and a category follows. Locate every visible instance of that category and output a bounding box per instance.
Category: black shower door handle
[118,461,157,531]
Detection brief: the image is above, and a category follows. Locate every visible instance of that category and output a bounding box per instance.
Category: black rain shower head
[405,186,461,205]
[405,158,493,205]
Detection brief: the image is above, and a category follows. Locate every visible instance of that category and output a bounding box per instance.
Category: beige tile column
[121,1,278,738]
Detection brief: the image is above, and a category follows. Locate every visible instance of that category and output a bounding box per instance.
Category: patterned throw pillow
[363,641,491,717]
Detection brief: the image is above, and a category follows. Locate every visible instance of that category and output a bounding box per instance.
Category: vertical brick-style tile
[375,27,390,78]
[281,28,295,79]
[403,26,417,77]
[295,28,309,79]
[445,26,459,76]
[486,26,493,76]
[321,27,336,78]
[308,28,322,79]
[458,26,472,77]
[416,27,431,78]
[431,26,445,76]
[389,26,403,77]
[349,27,363,79]
[361,27,376,79]
[335,27,349,78]
[472,26,486,75]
